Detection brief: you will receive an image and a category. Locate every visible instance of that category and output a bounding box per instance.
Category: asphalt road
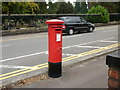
[1,25,119,86]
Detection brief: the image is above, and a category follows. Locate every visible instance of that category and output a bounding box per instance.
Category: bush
[87,5,109,23]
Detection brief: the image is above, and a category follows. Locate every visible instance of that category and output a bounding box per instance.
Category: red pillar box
[46,19,64,78]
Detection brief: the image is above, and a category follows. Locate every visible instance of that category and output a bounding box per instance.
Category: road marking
[2,44,11,48]
[0,63,48,77]
[0,37,116,63]
[62,37,115,49]
[103,30,117,33]
[75,45,104,48]
[0,40,101,62]
[0,65,48,81]
[62,54,77,56]
[0,51,46,63]
[63,34,84,39]
[62,40,100,49]
[62,43,120,62]
[0,65,38,70]
[44,52,77,56]
[101,37,115,41]
[100,40,118,43]
[0,43,119,80]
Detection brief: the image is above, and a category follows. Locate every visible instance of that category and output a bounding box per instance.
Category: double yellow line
[0,43,119,81]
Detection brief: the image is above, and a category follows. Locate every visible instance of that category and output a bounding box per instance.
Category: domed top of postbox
[46,19,64,25]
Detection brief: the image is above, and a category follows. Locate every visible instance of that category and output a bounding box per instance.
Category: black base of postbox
[48,62,62,78]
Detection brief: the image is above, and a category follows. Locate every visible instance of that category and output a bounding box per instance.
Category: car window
[73,17,80,23]
[65,17,80,23]
[59,17,81,23]
[65,17,72,22]
[80,17,86,22]
[59,17,68,23]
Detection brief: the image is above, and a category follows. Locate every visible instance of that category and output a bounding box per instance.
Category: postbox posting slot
[55,29,61,31]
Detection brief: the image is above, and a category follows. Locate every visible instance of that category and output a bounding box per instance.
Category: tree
[57,2,74,14]
[74,2,88,14]
[26,2,39,14]
[89,2,120,13]
[36,2,47,14]
[47,2,60,14]
[36,2,61,14]
[0,1,1,14]
[2,2,39,14]
[87,5,109,23]
[74,2,81,14]
[79,2,88,13]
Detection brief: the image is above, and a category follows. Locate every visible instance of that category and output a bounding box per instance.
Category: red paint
[46,19,64,63]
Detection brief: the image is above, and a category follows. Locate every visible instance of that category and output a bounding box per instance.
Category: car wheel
[68,29,74,35]
[88,27,93,32]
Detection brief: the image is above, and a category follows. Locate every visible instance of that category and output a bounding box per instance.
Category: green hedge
[87,5,109,23]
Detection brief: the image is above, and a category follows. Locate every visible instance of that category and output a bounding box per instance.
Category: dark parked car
[58,16,95,35]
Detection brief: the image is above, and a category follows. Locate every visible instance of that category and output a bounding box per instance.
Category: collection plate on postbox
[56,33,61,42]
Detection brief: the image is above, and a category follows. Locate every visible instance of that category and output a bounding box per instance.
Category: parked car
[58,16,95,35]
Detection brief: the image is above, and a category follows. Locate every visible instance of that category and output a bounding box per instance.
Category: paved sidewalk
[19,55,108,88]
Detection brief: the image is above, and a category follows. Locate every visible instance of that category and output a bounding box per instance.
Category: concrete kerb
[1,45,119,88]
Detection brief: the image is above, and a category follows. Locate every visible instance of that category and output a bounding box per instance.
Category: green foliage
[36,2,47,14]
[74,2,81,14]
[89,2,120,13]
[79,2,88,13]
[56,2,74,14]
[35,2,60,14]
[47,2,60,14]
[2,2,39,14]
[0,2,1,14]
[74,2,88,14]
[87,5,109,23]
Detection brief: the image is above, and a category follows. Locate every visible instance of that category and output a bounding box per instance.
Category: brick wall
[106,50,120,88]
[108,67,120,88]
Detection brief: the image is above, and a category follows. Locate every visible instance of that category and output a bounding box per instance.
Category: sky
[45,0,88,8]
[45,0,77,4]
